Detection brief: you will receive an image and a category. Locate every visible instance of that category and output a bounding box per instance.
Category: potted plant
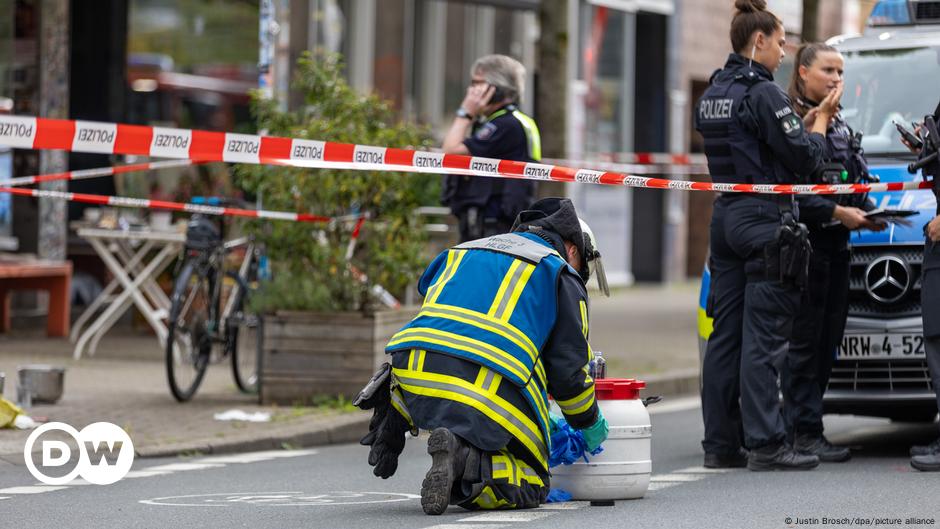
[236,52,436,404]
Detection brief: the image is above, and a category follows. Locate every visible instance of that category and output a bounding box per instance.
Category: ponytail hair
[730,0,782,55]
[786,42,839,116]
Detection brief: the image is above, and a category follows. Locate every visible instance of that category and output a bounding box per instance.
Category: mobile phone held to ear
[490,85,508,103]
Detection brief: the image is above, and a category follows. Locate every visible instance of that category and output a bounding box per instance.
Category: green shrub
[236,52,438,313]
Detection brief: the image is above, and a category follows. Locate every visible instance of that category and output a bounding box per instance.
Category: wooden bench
[0,260,72,337]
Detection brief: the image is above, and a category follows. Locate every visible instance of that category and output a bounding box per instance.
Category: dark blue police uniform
[784,106,874,445]
[695,54,827,458]
[442,104,541,242]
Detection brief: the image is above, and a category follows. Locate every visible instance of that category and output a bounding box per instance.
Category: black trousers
[781,228,850,438]
[922,236,940,432]
[701,195,801,454]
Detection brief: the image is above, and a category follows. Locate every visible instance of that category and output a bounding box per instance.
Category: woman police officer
[695,0,841,471]
[782,43,885,464]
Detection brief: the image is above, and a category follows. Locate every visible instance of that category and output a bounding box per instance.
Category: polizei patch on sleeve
[475,122,498,140]
[780,114,803,138]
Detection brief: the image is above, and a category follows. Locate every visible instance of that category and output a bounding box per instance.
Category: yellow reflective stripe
[512,110,542,161]
[556,385,596,416]
[522,377,549,438]
[422,303,538,367]
[472,485,512,509]
[426,250,466,304]
[416,349,426,372]
[396,368,547,469]
[579,300,589,338]
[474,366,501,394]
[488,260,524,317]
[579,300,592,365]
[485,109,509,122]
[484,371,501,394]
[583,366,593,385]
[499,263,536,321]
[389,386,414,429]
[388,327,529,383]
[474,367,488,387]
[491,454,516,484]
[517,460,544,487]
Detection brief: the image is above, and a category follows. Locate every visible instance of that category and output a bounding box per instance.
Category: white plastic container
[550,378,651,501]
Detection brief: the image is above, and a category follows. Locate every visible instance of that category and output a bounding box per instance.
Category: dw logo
[23,422,135,485]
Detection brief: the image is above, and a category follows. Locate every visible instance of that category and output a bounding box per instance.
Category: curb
[636,368,700,400]
[135,413,371,459]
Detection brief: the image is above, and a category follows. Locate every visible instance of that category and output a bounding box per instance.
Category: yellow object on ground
[0,397,24,428]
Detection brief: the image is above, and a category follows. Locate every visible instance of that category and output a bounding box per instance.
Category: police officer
[782,43,885,464]
[910,103,940,472]
[695,0,840,471]
[355,198,611,513]
[441,54,541,242]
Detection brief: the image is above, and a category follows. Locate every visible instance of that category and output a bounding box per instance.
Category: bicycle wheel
[166,259,214,402]
[226,273,260,394]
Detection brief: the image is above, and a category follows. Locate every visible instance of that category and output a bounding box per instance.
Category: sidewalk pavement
[0,282,701,464]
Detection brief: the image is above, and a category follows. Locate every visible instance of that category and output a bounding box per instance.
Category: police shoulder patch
[475,122,498,141]
[780,114,803,138]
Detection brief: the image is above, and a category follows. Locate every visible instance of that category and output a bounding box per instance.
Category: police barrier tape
[0,114,928,196]
[0,185,333,223]
[4,159,197,187]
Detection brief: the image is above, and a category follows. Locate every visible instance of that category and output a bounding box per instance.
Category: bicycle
[166,197,265,402]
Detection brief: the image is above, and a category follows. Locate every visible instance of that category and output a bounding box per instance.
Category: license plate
[838,334,927,360]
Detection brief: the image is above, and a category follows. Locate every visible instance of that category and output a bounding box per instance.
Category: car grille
[847,245,923,318]
[916,1,940,22]
[828,359,934,392]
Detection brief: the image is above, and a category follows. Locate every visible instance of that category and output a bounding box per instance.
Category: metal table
[71,227,184,359]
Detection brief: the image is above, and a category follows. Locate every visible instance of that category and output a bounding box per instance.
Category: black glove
[355,363,410,479]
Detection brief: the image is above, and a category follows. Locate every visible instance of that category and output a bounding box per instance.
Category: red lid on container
[593,378,646,400]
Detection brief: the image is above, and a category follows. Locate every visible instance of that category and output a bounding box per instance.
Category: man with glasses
[441,54,542,243]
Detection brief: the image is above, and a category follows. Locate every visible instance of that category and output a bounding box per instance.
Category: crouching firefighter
[354,197,611,514]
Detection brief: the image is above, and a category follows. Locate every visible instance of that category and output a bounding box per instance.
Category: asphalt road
[2,400,939,529]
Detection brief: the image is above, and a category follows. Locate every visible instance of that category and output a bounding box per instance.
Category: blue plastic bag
[548,415,604,467]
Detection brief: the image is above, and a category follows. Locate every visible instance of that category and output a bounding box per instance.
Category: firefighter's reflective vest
[386,232,570,468]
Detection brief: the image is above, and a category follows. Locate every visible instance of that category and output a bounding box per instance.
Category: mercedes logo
[865,255,911,304]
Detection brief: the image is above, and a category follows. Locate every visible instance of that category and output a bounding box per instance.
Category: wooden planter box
[260,308,418,405]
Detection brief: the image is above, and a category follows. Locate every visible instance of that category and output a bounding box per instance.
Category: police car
[697,0,940,422]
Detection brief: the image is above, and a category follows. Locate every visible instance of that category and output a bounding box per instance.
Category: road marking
[145,462,226,472]
[647,482,680,491]
[671,466,735,474]
[0,496,9,500]
[139,490,421,507]
[426,525,507,529]
[0,486,69,494]
[196,449,318,464]
[650,474,702,482]
[458,511,554,522]
[124,470,174,479]
[539,501,589,510]
[648,396,701,415]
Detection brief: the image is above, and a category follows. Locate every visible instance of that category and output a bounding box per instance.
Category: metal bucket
[17,365,66,405]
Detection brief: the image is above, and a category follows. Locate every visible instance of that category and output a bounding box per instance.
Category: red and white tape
[0,185,332,223]
[4,159,196,187]
[0,115,925,196]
